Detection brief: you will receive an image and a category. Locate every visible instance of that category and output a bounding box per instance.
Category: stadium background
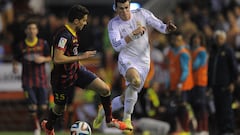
[0,0,240,135]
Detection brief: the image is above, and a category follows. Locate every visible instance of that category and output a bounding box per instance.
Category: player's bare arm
[53,48,96,64]
[78,50,97,59]
[34,56,51,64]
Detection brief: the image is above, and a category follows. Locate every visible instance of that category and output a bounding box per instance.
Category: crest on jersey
[58,37,67,48]
[73,46,78,55]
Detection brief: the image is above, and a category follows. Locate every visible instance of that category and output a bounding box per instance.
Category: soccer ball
[70,121,92,135]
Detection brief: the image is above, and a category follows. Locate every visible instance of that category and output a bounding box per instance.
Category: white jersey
[108,8,167,84]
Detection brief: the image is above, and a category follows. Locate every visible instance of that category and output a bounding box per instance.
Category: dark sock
[67,111,73,129]
[100,95,112,123]
[39,109,48,122]
[46,108,61,130]
[37,109,46,122]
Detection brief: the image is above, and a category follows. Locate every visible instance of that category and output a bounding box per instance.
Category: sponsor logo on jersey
[58,37,67,48]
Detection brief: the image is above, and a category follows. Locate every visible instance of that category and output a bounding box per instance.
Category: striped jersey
[14,39,50,88]
[51,25,80,89]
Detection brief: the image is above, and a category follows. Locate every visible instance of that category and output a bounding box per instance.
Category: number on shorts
[55,93,65,101]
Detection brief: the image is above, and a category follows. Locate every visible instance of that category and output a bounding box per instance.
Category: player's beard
[75,26,82,31]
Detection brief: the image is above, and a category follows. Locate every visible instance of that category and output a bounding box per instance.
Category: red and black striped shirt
[14,39,50,88]
[51,25,80,89]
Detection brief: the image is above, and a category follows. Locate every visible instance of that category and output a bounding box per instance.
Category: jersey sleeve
[141,8,167,34]
[108,19,127,52]
[53,32,69,52]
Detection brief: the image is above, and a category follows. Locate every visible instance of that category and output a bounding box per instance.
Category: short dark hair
[114,0,131,8]
[189,32,206,46]
[68,5,89,23]
[24,19,39,29]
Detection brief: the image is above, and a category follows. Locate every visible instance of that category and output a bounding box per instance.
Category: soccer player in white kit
[93,0,177,133]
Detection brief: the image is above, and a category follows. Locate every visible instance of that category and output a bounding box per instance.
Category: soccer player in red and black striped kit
[41,5,127,135]
[12,19,52,135]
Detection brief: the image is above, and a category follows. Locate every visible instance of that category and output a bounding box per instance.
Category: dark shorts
[53,66,97,105]
[23,86,48,105]
[189,86,207,105]
[169,90,191,104]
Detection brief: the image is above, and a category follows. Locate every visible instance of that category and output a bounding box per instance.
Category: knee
[131,77,141,89]
[28,104,38,114]
[99,84,111,97]
[40,104,48,111]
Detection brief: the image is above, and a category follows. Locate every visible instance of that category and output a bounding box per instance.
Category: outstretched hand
[82,50,97,59]
[166,21,177,33]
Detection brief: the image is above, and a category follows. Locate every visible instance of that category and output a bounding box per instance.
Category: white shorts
[118,58,150,92]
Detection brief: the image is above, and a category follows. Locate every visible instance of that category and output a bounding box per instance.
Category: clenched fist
[166,21,177,33]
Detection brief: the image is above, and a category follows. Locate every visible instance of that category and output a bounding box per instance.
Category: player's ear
[113,4,116,11]
[73,18,79,25]
[113,0,117,11]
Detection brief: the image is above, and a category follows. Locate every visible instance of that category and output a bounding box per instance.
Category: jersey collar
[25,37,38,47]
[65,24,77,37]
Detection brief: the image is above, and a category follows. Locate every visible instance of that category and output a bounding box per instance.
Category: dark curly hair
[68,5,89,23]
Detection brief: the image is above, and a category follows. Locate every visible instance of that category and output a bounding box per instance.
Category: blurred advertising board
[0,63,22,91]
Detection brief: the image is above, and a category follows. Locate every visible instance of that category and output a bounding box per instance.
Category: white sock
[123,85,138,121]
[123,112,131,120]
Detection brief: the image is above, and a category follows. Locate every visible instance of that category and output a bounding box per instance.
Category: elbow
[112,39,126,52]
[114,48,121,52]
[112,45,121,52]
